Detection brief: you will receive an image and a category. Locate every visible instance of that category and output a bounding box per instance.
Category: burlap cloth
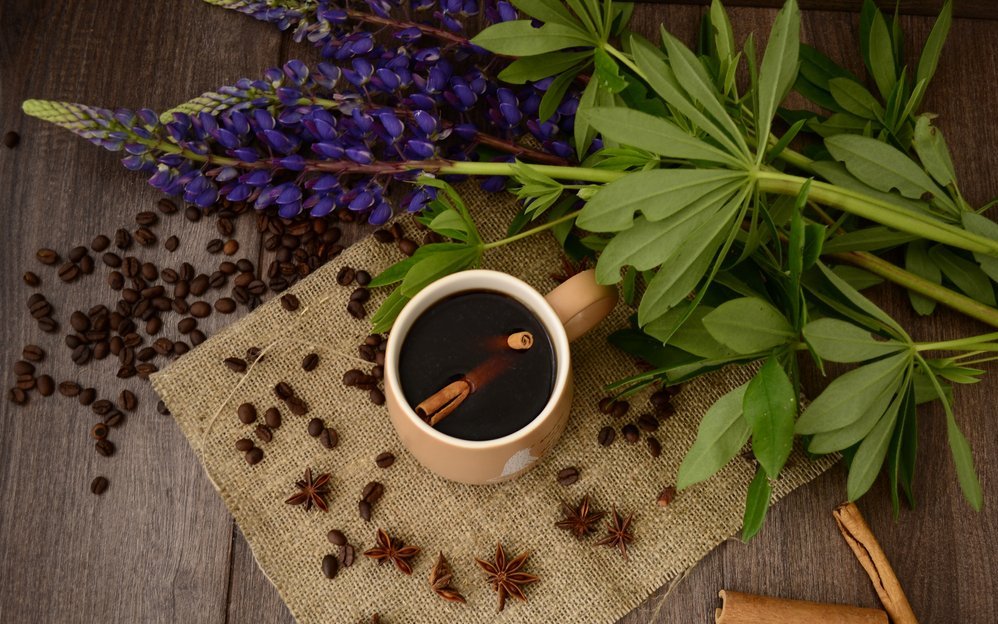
[152,187,836,623]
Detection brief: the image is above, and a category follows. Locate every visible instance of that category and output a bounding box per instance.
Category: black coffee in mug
[399,290,556,441]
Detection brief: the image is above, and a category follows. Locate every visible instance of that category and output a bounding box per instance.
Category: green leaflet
[676,382,750,489]
[795,351,909,435]
[846,379,905,501]
[498,51,591,84]
[585,107,742,166]
[709,0,735,63]
[820,227,917,254]
[807,370,900,454]
[914,0,952,107]
[816,261,906,336]
[929,245,996,306]
[645,304,735,359]
[368,242,468,287]
[574,78,600,159]
[743,358,796,479]
[810,112,871,138]
[825,135,947,202]
[369,289,410,334]
[803,318,907,363]
[832,266,883,292]
[399,246,482,297]
[810,161,931,217]
[702,297,795,355]
[578,168,744,232]
[828,78,884,120]
[741,466,772,541]
[754,0,800,164]
[510,0,581,29]
[904,240,941,315]
[471,21,592,56]
[866,5,897,100]
[887,383,918,515]
[592,48,628,94]
[912,116,956,188]
[961,213,998,283]
[427,210,471,242]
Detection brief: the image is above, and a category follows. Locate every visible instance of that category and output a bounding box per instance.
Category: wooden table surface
[1,1,995,622]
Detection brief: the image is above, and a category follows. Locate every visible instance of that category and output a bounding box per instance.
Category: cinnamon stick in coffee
[833,502,918,624]
[714,590,887,623]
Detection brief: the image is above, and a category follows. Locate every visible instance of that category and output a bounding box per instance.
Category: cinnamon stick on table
[714,590,887,624]
[833,502,919,624]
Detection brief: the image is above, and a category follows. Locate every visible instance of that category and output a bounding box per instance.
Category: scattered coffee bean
[373,229,394,243]
[322,554,339,579]
[598,425,616,447]
[215,297,236,314]
[222,239,239,256]
[264,407,281,429]
[339,543,355,567]
[23,271,40,287]
[13,360,35,376]
[222,358,247,374]
[78,387,96,405]
[134,227,156,246]
[90,476,109,496]
[102,252,122,268]
[319,427,338,449]
[307,418,324,437]
[611,401,630,418]
[156,400,170,415]
[8,388,27,404]
[68,245,88,262]
[358,500,372,521]
[556,466,580,486]
[58,381,81,397]
[280,293,300,311]
[3,130,20,149]
[91,423,109,440]
[190,301,211,318]
[302,353,320,372]
[245,447,264,465]
[235,438,254,452]
[255,425,273,443]
[350,287,370,303]
[158,198,178,214]
[369,388,385,406]
[657,485,677,507]
[375,452,395,469]
[36,375,54,396]
[58,262,81,283]
[164,235,179,252]
[397,238,418,256]
[178,317,197,334]
[118,389,137,412]
[355,270,372,286]
[647,436,662,458]
[104,411,124,428]
[274,382,293,400]
[362,481,385,504]
[95,439,115,457]
[184,205,202,222]
[336,266,355,286]
[327,529,347,546]
[622,423,640,444]
[342,369,364,386]
[90,234,110,252]
[36,248,60,265]
[38,317,59,333]
[237,403,257,424]
[637,413,659,432]
[22,345,45,362]
[650,389,673,411]
[347,300,365,319]
[135,211,158,226]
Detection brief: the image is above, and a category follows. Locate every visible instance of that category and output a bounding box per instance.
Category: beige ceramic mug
[384,269,617,484]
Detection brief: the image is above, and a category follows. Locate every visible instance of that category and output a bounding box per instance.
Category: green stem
[441,160,624,183]
[916,332,998,352]
[482,209,581,250]
[756,171,998,256]
[828,251,998,328]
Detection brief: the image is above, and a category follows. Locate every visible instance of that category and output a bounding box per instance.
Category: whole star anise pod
[475,542,539,612]
[555,494,606,539]
[284,467,331,512]
[429,552,466,603]
[596,506,635,559]
[363,528,420,575]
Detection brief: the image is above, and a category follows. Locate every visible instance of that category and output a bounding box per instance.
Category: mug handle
[544,269,618,342]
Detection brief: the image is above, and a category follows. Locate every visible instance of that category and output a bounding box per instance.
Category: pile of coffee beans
[342,333,388,407]
[595,387,679,462]
[358,479,386,521]
[325,528,357,579]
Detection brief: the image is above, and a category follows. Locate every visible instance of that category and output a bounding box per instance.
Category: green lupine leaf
[754,0,801,163]
[578,168,744,232]
[471,21,592,56]
[426,210,470,241]
[709,0,735,62]
[585,107,742,166]
[825,135,947,201]
[741,466,772,541]
[905,240,941,315]
[961,212,998,283]
[743,358,796,479]
[574,77,601,159]
[817,261,907,336]
[368,242,468,287]
[369,288,410,334]
[621,266,637,305]
[399,246,481,297]
[921,363,983,510]
[498,51,591,83]
[803,318,908,363]
[828,78,884,120]
[847,382,905,500]
[677,382,750,489]
[646,304,735,359]
[912,116,956,187]
[766,118,806,162]
[821,227,917,254]
[798,43,860,90]
[810,161,932,216]
[796,351,909,435]
[914,0,952,105]
[808,369,901,454]
[810,112,872,138]
[929,245,996,306]
[832,265,883,291]
[510,0,582,28]
[593,48,628,94]
[702,297,795,355]
[887,383,918,516]
[867,5,897,99]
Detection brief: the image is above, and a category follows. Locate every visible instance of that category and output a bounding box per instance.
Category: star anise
[363,528,420,575]
[475,542,539,612]
[428,552,466,603]
[284,468,331,512]
[555,494,606,538]
[596,506,635,559]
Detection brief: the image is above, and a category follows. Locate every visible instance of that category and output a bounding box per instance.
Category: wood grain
[0,1,995,623]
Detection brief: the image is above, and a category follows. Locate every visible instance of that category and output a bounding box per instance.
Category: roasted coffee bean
[222,239,239,255]
[280,293,300,311]
[637,413,659,432]
[23,271,41,287]
[235,258,254,273]
[134,227,156,246]
[141,262,159,280]
[36,248,60,265]
[206,239,223,254]
[342,369,364,387]
[35,375,54,397]
[355,270,372,286]
[657,485,677,507]
[598,426,616,447]
[307,418,324,437]
[103,411,124,428]
[358,345,375,362]
[58,381,81,397]
[610,400,630,419]
[346,300,365,319]
[70,310,91,332]
[22,345,45,362]
[90,476,109,496]
[373,228,394,243]
[79,387,97,404]
[156,400,170,415]
[327,529,347,546]
[371,365,384,380]
[91,422,109,440]
[269,276,289,292]
[247,279,266,296]
[321,554,338,579]
[232,286,249,305]
[368,388,385,406]
[90,234,111,252]
[556,466,580,486]
[113,228,131,250]
[339,543,355,567]
[4,130,21,148]
[302,353,320,372]
[233,271,253,288]
[68,245,87,262]
[92,399,114,416]
[71,345,91,365]
[93,341,110,360]
[189,331,206,346]
[245,447,264,465]
[255,425,273,443]
[319,427,338,449]
[650,389,673,411]
[152,337,173,356]
[224,357,247,373]
[158,198,178,214]
[217,217,234,237]
[397,238,418,256]
[177,317,197,335]
[598,397,615,414]
[105,270,123,290]
[118,389,137,412]
[145,316,162,335]
[235,438,254,452]
[13,360,35,376]
[102,252,122,268]
[38,317,59,333]
[16,374,35,391]
[647,436,662,458]
[655,401,676,418]
[190,274,209,295]
[286,396,308,416]
[161,268,179,283]
[184,205,202,222]
[58,262,81,283]
[622,423,640,444]
[29,301,52,319]
[79,254,95,274]
[136,210,158,226]
[336,266,355,286]
[358,500,372,522]
[375,452,395,469]
[95,439,115,457]
[362,481,384,504]
[237,403,257,424]
[179,262,195,281]
[364,334,383,347]
[218,261,237,275]
[214,297,236,314]
[190,301,212,318]
[350,288,370,303]
[264,407,281,429]
[8,388,27,405]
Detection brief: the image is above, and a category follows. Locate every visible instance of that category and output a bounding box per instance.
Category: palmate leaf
[820,226,917,254]
[912,116,956,187]
[676,382,750,489]
[846,375,908,500]
[645,304,735,359]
